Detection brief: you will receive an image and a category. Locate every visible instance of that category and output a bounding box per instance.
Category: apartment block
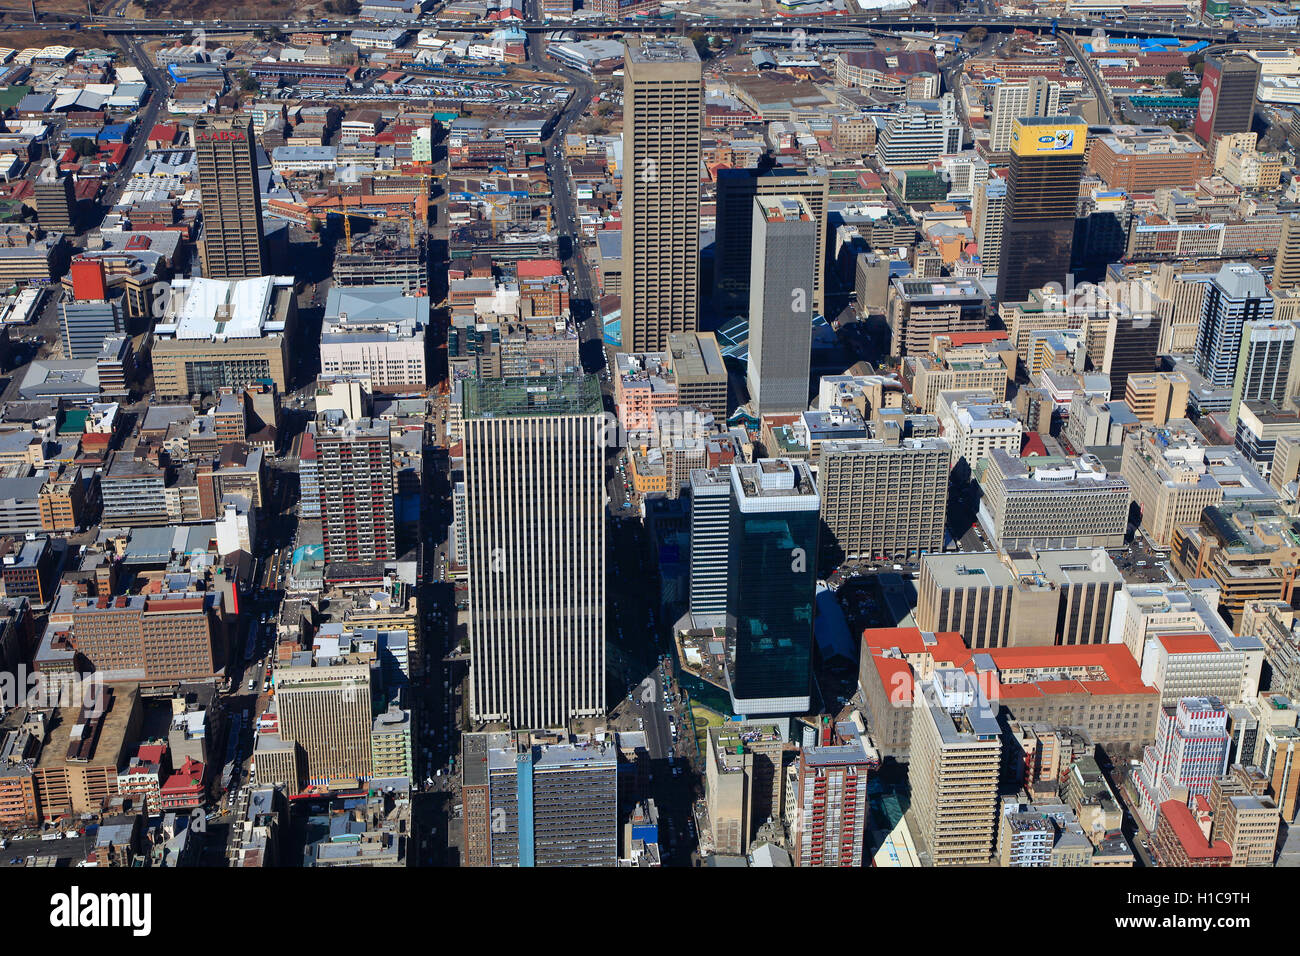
[908,672,1002,867]
[787,720,876,867]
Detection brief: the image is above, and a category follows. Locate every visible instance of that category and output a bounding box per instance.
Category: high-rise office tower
[621,37,702,352]
[60,301,123,360]
[34,159,75,234]
[464,374,604,729]
[461,731,618,867]
[908,671,1002,867]
[972,175,1007,278]
[726,459,819,715]
[989,77,1061,154]
[688,467,731,628]
[275,661,374,787]
[1107,306,1163,400]
[1276,215,1300,292]
[787,718,875,867]
[1194,55,1260,146]
[713,167,829,315]
[315,416,397,563]
[817,432,950,564]
[1195,263,1273,391]
[746,195,817,415]
[995,117,1087,305]
[1229,320,1300,426]
[195,116,267,280]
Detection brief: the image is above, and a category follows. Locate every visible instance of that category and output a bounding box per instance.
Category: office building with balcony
[908,671,1002,867]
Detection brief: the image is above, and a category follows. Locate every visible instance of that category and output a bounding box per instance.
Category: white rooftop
[160,275,289,340]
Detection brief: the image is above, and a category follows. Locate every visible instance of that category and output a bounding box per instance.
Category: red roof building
[860,626,1160,757]
[1153,800,1232,866]
[515,258,563,279]
[159,758,206,811]
[147,123,179,148]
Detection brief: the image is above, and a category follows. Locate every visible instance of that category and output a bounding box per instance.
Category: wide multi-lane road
[5,8,1299,43]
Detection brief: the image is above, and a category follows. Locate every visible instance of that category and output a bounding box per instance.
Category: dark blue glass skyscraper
[725,460,820,714]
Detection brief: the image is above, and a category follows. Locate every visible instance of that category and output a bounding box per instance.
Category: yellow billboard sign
[1010,121,1087,157]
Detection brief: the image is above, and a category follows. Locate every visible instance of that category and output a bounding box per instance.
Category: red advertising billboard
[1194,58,1222,144]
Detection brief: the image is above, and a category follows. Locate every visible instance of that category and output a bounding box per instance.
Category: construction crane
[485,195,510,237]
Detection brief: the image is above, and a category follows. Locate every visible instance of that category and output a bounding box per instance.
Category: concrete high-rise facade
[1229,320,1300,426]
[705,722,786,857]
[1195,263,1273,391]
[887,276,989,358]
[916,549,1121,649]
[275,661,374,788]
[746,195,817,415]
[34,160,75,234]
[989,77,1061,154]
[996,117,1087,304]
[195,116,267,280]
[460,731,618,867]
[874,96,962,166]
[687,467,731,628]
[980,449,1132,551]
[908,672,1002,866]
[621,37,702,352]
[817,433,950,563]
[1125,372,1190,424]
[1273,214,1300,292]
[464,374,605,729]
[60,301,123,360]
[1194,55,1260,146]
[713,167,829,316]
[972,175,1007,278]
[315,417,396,564]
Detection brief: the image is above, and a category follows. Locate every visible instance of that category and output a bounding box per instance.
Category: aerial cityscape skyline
[0,2,1295,926]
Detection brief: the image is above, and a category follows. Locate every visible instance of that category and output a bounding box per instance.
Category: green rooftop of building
[462,373,602,419]
[58,408,89,435]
